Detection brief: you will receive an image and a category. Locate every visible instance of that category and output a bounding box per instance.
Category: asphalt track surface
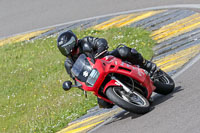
[93,57,200,133]
[0,0,200,38]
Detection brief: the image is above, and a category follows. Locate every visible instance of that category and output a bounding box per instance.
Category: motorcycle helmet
[57,30,78,56]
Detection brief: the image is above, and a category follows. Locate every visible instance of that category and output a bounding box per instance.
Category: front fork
[111,76,153,102]
[111,76,133,94]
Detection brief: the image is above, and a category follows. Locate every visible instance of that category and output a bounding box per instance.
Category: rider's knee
[117,47,131,58]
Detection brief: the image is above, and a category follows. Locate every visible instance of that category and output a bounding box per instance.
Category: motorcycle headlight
[86,69,100,87]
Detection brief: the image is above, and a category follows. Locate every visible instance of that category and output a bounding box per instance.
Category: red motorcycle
[63,52,175,114]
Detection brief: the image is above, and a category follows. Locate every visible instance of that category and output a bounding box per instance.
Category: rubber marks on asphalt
[0,29,51,46]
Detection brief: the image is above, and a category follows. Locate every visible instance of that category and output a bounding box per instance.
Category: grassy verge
[0,27,155,132]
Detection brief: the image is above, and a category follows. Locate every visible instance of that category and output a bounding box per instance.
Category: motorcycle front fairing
[71,54,93,82]
[71,54,155,101]
[71,54,113,103]
[71,54,106,92]
[100,55,156,99]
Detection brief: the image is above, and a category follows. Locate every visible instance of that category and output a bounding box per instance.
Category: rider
[57,30,157,108]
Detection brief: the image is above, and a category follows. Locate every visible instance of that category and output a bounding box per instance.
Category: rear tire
[154,69,175,95]
[106,87,150,114]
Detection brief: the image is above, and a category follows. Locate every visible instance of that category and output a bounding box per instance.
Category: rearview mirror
[63,81,72,91]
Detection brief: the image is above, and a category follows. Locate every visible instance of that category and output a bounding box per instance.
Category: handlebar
[94,50,108,59]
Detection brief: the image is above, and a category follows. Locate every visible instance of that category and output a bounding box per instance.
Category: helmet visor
[62,36,76,55]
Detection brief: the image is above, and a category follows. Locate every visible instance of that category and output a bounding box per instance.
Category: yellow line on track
[0,29,51,46]
[160,59,188,72]
[151,13,200,42]
[57,108,122,133]
[116,10,165,27]
[154,44,200,64]
[99,14,138,30]
[93,10,165,30]
[151,13,200,36]
[156,53,194,67]
[57,115,103,133]
[154,44,200,72]
[65,120,104,133]
[154,22,200,43]
[93,15,128,30]
[93,14,138,30]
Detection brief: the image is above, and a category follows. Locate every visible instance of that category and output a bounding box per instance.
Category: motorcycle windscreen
[71,54,93,82]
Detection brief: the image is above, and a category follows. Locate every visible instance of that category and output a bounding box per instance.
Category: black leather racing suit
[64,36,145,79]
[64,36,151,108]
[64,36,108,79]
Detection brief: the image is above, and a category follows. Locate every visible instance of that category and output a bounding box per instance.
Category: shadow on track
[104,86,183,125]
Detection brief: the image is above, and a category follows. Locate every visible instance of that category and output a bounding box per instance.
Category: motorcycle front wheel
[106,86,150,114]
[153,69,175,95]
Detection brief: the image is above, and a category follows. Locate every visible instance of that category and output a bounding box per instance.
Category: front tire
[106,87,150,114]
[154,69,175,95]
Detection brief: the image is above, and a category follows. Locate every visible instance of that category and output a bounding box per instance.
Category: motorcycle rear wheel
[106,86,150,114]
[153,69,175,95]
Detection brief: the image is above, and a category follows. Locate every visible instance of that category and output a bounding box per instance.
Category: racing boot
[141,59,158,77]
[128,48,158,77]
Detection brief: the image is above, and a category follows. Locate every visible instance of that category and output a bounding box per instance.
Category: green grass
[0,27,155,132]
